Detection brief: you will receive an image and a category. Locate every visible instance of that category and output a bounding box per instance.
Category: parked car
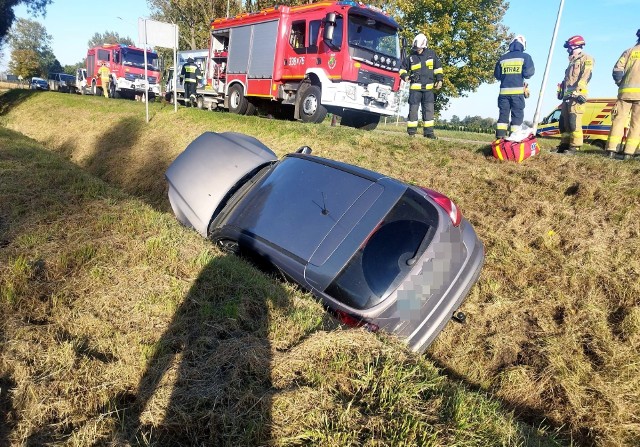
[166,132,484,353]
[30,77,49,90]
[48,73,77,93]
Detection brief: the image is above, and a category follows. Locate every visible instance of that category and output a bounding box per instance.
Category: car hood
[165,132,277,237]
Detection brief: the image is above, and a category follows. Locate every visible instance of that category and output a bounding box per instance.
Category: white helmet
[413,33,428,49]
[511,34,526,50]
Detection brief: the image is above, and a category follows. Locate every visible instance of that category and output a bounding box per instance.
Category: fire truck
[86,44,161,99]
[192,1,402,129]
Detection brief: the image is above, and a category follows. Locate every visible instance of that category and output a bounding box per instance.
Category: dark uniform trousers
[496,95,525,138]
[408,90,435,136]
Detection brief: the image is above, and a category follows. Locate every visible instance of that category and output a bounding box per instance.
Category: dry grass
[1,89,639,446]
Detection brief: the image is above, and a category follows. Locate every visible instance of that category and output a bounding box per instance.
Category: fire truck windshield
[347,14,400,58]
[122,49,159,71]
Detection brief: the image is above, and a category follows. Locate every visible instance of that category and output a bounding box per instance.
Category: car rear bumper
[404,219,484,354]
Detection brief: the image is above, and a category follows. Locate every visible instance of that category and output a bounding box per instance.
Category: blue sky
[2,0,638,123]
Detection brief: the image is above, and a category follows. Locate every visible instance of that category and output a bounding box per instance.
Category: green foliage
[0,0,51,43]
[148,0,240,51]
[7,18,54,77]
[391,0,511,112]
[87,30,134,48]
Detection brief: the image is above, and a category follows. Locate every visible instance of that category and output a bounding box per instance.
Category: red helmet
[564,35,586,48]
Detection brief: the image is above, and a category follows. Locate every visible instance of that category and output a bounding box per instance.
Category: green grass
[1,89,639,446]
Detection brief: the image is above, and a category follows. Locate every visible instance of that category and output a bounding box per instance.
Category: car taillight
[420,187,462,227]
[334,309,379,332]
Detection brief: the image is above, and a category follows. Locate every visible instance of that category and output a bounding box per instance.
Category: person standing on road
[605,29,640,160]
[399,33,443,138]
[180,57,202,107]
[494,35,535,138]
[556,35,595,154]
[98,61,111,98]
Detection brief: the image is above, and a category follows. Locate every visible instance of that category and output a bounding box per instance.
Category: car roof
[225,155,404,263]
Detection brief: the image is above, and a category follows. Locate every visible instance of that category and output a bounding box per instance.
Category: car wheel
[228,84,249,115]
[591,139,605,149]
[245,99,257,116]
[196,96,204,109]
[298,85,327,123]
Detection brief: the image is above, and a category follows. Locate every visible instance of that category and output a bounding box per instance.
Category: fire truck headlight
[346,85,357,101]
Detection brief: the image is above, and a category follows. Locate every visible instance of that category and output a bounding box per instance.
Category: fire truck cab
[207,1,402,129]
[86,44,161,99]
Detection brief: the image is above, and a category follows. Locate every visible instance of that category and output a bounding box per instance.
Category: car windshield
[347,14,400,58]
[325,188,439,310]
[122,49,159,71]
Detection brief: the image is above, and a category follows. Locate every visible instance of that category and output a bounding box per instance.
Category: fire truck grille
[124,73,157,84]
[357,70,394,88]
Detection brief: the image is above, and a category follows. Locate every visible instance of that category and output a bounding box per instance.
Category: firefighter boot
[424,133,438,139]
[555,143,570,154]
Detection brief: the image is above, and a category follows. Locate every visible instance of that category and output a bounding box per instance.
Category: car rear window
[325,188,439,309]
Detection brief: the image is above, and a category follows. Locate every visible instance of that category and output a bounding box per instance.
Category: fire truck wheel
[245,99,256,116]
[196,96,204,109]
[228,84,249,115]
[299,85,327,124]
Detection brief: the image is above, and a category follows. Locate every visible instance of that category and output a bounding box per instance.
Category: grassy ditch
[1,89,639,446]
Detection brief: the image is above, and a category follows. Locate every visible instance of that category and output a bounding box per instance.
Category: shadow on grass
[0,89,38,116]
[78,115,173,211]
[109,254,287,446]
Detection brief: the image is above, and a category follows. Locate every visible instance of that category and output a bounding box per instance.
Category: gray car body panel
[167,132,484,352]
[165,132,277,237]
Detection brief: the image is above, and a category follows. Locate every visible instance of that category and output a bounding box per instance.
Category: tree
[7,18,53,77]
[148,0,241,51]
[87,31,134,48]
[1,0,51,44]
[391,0,510,113]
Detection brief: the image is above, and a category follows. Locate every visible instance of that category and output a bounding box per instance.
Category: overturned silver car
[166,132,484,352]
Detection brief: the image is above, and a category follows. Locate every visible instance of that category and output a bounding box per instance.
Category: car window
[325,188,439,309]
[229,157,374,261]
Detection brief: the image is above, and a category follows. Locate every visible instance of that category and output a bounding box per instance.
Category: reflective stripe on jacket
[613,43,640,100]
[180,62,202,84]
[494,41,534,96]
[563,52,594,98]
[399,48,443,91]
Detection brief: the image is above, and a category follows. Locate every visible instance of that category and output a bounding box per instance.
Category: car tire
[228,84,249,115]
[196,96,204,109]
[298,85,327,124]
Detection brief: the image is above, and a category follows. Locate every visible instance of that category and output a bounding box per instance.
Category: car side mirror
[296,146,312,154]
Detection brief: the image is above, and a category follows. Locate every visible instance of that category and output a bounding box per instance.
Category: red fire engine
[86,44,161,99]
[201,1,402,129]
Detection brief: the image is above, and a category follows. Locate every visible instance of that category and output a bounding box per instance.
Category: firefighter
[399,33,443,138]
[180,57,202,107]
[556,35,595,154]
[98,61,110,98]
[494,35,535,138]
[605,29,640,160]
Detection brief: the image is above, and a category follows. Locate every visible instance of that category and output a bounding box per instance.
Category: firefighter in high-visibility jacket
[399,33,443,138]
[606,29,640,160]
[98,61,111,98]
[180,57,202,107]
[493,35,535,138]
[556,35,595,154]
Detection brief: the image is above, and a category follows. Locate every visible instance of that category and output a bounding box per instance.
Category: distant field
[1,89,639,446]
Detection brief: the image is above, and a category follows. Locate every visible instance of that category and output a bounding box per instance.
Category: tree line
[3,18,135,79]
